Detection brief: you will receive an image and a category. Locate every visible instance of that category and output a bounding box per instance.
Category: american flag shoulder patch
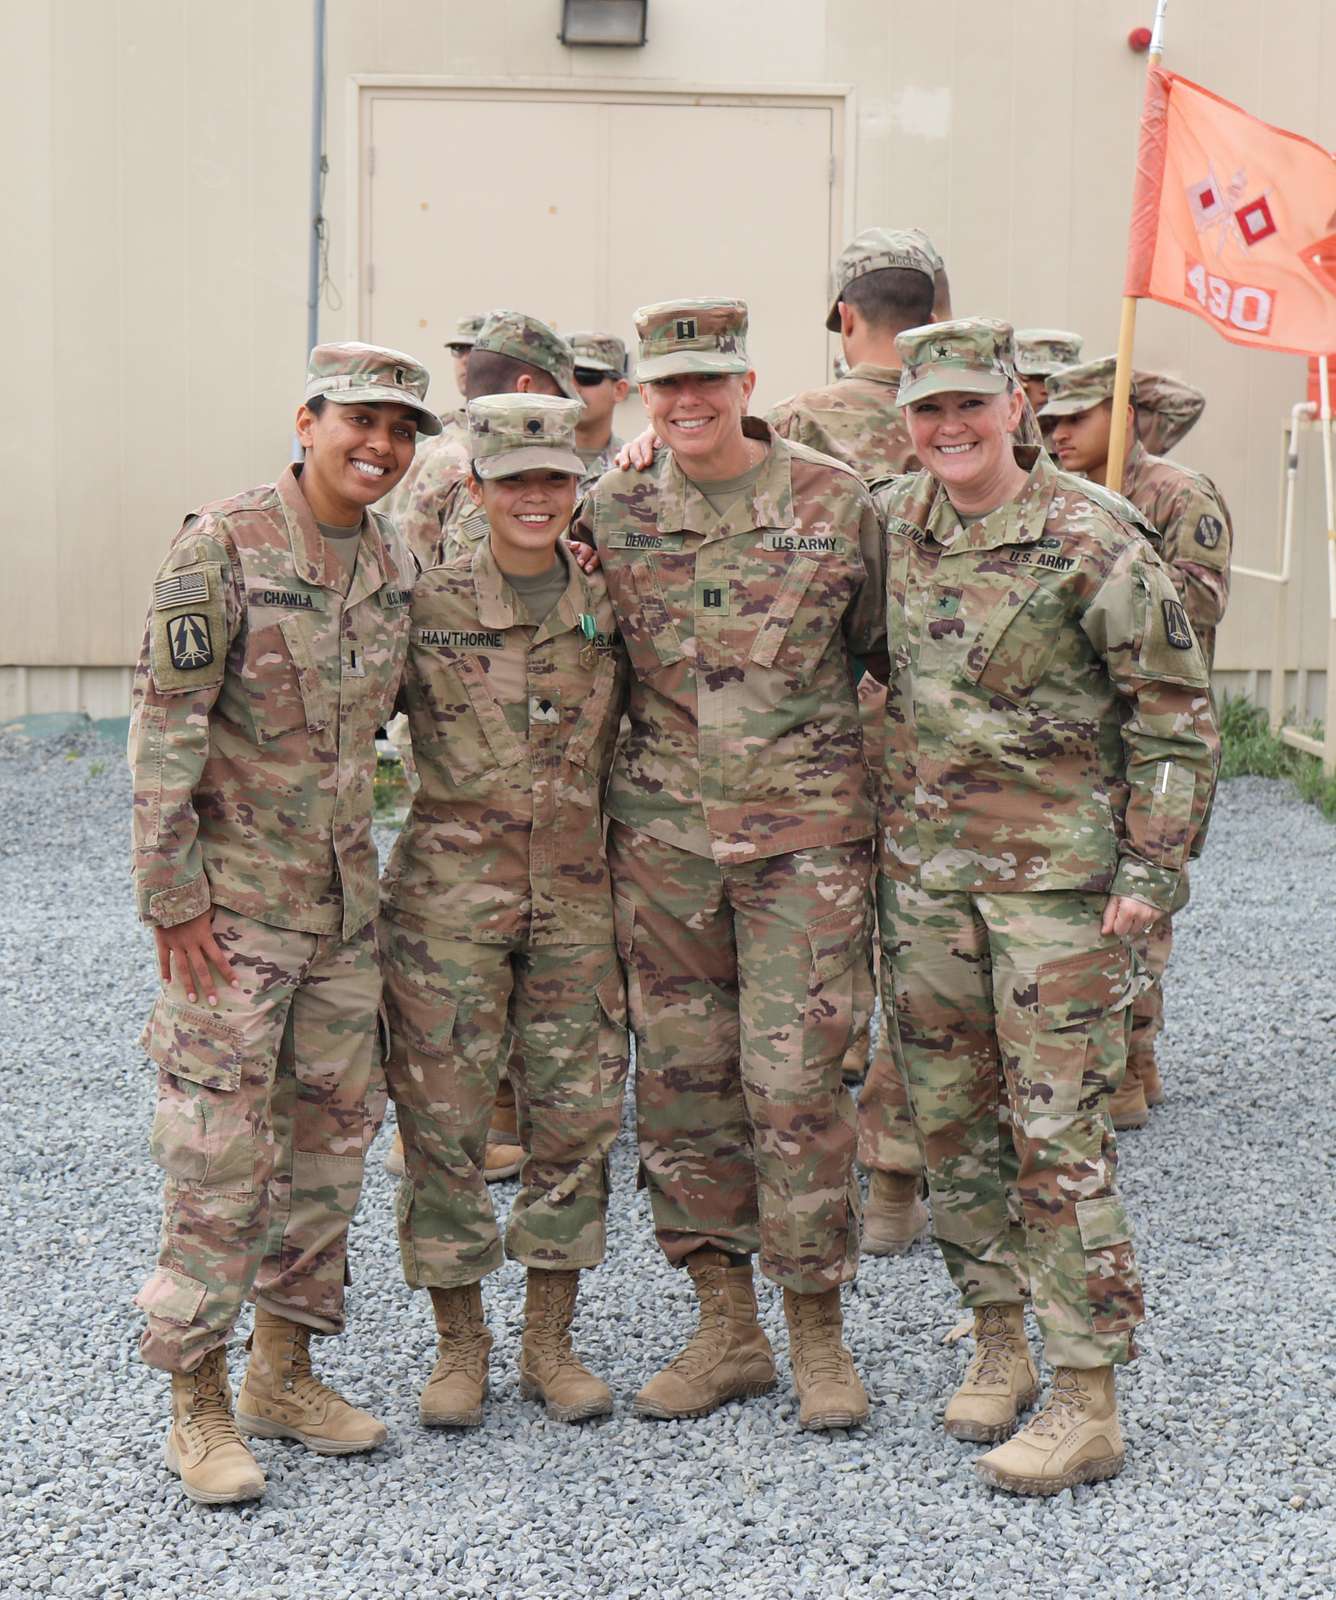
[155,570,209,610]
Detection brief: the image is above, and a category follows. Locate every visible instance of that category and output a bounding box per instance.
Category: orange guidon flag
[1126,67,1336,355]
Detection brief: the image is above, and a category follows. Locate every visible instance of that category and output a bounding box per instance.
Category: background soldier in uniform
[389,309,583,570]
[380,395,629,1428]
[1013,330,1084,449]
[1044,356,1232,1127]
[574,299,887,1431]
[767,226,946,1258]
[876,319,1218,1493]
[445,311,488,417]
[129,343,438,1503]
[568,331,632,484]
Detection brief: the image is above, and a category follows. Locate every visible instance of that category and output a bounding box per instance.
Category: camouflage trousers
[380,920,629,1287]
[609,823,872,1295]
[851,674,923,1177]
[880,877,1145,1367]
[1129,906,1175,1059]
[136,910,379,1372]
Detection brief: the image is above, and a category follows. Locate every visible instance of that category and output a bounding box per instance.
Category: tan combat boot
[165,1347,266,1504]
[634,1250,777,1419]
[1133,1047,1164,1107]
[943,1303,1040,1442]
[783,1287,870,1431]
[976,1365,1125,1495]
[485,1077,523,1183]
[1110,1056,1150,1130]
[518,1269,613,1422]
[235,1308,387,1455]
[840,1024,871,1086]
[419,1283,492,1427]
[861,1170,930,1257]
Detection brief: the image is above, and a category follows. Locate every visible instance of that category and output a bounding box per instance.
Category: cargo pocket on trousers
[1076,1195,1144,1333]
[381,965,465,1120]
[142,997,255,1191]
[613,894,647,1044]
[133,1265,208,1327]
[1025,942,1134,1120]
[804,902,871,1075]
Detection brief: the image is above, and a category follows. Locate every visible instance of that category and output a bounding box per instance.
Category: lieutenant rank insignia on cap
[155,571,209,610]
[167,613,214,671]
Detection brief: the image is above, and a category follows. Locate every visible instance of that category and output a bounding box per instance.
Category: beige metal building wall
[4,0,1333,720]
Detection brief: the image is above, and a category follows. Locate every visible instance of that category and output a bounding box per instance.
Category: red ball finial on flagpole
[1128,26,1153,52]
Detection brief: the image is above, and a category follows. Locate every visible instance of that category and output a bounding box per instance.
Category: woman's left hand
[1101,895,1161,938]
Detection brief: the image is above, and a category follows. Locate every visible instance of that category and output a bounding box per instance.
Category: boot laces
[283,1326,346,1410]
[664,1270,732,1379]
[1019,1368,1088,1440]
[792,1297,850,1383]
[183,1361,243,1454]
[965,1306,1020,1389]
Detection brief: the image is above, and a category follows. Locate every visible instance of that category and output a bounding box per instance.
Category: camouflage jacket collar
[846,362,902,388]
[278,462,389,603]
[472,540,593,644]
[923,447,1057,554]
[655,417,797,538]
[1120,438,1151,492]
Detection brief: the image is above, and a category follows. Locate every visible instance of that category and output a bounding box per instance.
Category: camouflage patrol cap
[473,309,582,402]
[826,228,940,331]
[304,341,443,436]
[446,313,487,350]
[467,394,585,480]
[1040,356,1134,417]
[568,331,630,376]
[895,318,1016,406]
[1014,329,1084,377]
[634,299,750,381]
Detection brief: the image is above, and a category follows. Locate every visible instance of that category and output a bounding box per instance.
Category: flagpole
[1106,0,1169,491]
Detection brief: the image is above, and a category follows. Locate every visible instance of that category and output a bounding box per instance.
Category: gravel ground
[0,724,1332,1600]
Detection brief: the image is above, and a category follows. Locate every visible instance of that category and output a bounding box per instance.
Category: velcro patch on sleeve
[1161,597,1194,650]
[154,570,209,610]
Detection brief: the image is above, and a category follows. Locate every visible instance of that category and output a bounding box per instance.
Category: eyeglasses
[574,367,614,387]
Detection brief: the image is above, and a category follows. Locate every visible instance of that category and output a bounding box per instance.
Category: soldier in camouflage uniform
[1044,356,1231,1128]
[1015,328,1207,458]
[572,299,887,1431]
[380,394,630,1428]
[569,331,631,483]
[767,227,944,1258]
[388,309,583,571]
[875,320,1218,1493]
[445,311,487,415]
[129,343,439,1503]
[382,310,584,1185]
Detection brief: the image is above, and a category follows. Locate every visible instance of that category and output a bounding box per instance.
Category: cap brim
[636,351,750,382]
[321,385,443,436]
[897,369,1009,406]
[474,446,586,481]
[825,296,843,333]
[445,337,478,350]
[1038,396,1105,418]
[1014,359,1065,378]
[573,356,621,374]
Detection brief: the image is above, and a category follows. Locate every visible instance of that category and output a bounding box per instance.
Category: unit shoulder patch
[1161,597,1194,650]
[1194,514,1223,551]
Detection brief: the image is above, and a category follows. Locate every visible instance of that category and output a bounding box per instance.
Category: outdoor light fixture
[559,0,648,47]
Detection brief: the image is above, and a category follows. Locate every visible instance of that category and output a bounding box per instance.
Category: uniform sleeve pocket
[1144,762,1196,865]
[141,998,244,1091]
[1034,943,1134,1032]
[966,576,1064,707]
[133,1265,207,1327]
